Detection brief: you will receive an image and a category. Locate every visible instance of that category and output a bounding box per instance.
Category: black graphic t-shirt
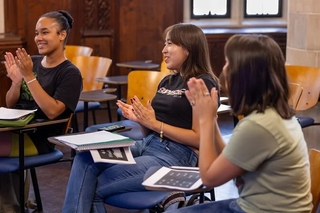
[14,55,82,154]
[152,73,219,130]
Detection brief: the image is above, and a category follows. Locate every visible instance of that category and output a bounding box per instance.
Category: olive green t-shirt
[223,108,312,213]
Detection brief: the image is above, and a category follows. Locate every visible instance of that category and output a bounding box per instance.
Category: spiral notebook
[54,131,135,151]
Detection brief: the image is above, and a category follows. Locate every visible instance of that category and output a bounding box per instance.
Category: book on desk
[53,130,135,151]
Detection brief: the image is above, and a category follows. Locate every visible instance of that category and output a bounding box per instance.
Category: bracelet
[26,78,37,85]
[159,122,164,142]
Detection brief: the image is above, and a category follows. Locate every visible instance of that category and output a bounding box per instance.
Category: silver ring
[190,101,195,106]
[203,92,210,97]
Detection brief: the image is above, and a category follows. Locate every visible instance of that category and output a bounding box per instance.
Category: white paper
[0,107,37,120]
[218,104,231,114]
[54,131,130,145]
[90,147,136,164]
[142,166,203,191]
[220,97,229,103]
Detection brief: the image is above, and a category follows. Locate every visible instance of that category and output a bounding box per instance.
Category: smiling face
[34,17,66,56]
[162,32,189,71]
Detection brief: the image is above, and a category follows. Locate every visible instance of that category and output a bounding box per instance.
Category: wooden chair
[309,148,320,213]
[160,60,171,74]
[71,56,114,132]
[288,82,304,110]
[65,45,93,61]
[286,65,320,128]
[86,70,170,140]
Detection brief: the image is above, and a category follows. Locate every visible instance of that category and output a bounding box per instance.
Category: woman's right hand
[4,52,23,85]
[116,100,139,122]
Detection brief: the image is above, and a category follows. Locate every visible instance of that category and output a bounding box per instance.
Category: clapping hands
[4,52,23,85]
[4,48,34,84]
[116,96,156,128]
[185,78,219,122]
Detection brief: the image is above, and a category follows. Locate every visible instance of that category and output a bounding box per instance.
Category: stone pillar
[286,0,320,67]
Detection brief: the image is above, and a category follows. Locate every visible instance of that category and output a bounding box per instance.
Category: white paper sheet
[0,107,37,120]
[54,130,131,145]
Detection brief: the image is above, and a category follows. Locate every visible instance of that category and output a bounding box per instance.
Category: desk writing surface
[96,75,128,85]
[116,61,159,70]
[79,90,117,130]
[0,118,69,132]
[79,89,117,102]
[95,76,128,111]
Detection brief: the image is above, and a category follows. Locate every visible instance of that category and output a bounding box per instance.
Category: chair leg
[210,188,215,201]
[199,192,205,203]
[72,114,79,133]
[92,110,97,124]
[107,101,112,122]
[30,168,43,211]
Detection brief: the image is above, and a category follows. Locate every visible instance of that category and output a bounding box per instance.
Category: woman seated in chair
[62,23,220,212]
[168,35,313,212]
[0,10,82,212]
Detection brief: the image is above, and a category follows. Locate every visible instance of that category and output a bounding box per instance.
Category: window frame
[244,0,283,18]
[190,0,231,19]
[184,0,287,28]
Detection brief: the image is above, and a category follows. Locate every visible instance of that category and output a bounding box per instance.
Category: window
[245,0,282,18]
[184,0,287,28]
[191,0,230,19]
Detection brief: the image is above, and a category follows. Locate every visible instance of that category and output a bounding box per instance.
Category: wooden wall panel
[205,28,287,95]
[115,0,183,76]
[13,0,73,55]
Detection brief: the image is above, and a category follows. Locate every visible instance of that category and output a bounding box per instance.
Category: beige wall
[0,0,3,33]
[286,0,320,67]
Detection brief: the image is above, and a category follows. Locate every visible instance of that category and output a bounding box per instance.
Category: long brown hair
[224,34,294,119]
[164,23,218,83]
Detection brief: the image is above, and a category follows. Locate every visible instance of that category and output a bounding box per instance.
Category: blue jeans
[166,198,245,213]
[62,133,198,213]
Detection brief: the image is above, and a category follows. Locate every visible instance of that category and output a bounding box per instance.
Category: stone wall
[286,0,320,67]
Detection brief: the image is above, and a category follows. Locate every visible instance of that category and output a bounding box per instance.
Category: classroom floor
[27,100,320,213]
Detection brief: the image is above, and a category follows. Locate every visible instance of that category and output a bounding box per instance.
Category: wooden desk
[96,76,128,121]
[96,75,128,101]
[0,118,69,213]
[79,89,117,130]
[116,60,160,70]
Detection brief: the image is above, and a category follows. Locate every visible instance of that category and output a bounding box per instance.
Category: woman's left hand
[15,48,34,79]
[131,96,157,129]
[185,78,219,122]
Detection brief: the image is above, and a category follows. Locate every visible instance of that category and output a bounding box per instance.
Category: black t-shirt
[152,73,219,130]
[15,55,83,154]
